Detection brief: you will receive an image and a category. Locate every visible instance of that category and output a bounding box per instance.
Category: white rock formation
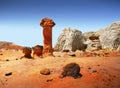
[54,28,85,51]
[99,21,120,50]
[83,32,102,51]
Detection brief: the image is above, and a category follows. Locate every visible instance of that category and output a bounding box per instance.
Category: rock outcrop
[98,22,120,50]
[54,28,85,51]
[83,21,120,51]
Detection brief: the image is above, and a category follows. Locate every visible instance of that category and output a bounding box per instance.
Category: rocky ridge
[0,41,23,50]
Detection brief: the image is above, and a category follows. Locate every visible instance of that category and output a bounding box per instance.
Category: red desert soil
[0,50,120,88]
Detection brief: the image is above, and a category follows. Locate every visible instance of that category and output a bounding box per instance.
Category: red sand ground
[0,50,120,88]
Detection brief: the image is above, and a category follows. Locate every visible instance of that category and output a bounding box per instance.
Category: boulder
[22,47,32,58]
[60,63,82,79]
[40,68,51,75]
[32,45,43,57]
[54,28,85,51]
[98,22,120,50]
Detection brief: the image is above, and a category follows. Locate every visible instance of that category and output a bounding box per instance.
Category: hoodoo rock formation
[40,18,55,57]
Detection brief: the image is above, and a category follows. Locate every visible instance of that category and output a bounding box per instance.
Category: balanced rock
[54,28,85,51]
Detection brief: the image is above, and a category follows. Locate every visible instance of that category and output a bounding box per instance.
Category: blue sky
[0,0,120,47]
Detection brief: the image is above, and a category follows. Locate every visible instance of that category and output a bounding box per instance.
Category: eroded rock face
[54,28,85,51]
[32,45,43,57]
[83,21,120,51]
[60,63,82,79]
[22,47,32,58]
[99,22,120,50]
[83,31,96,41]
[85,35,102,51]
[40,18,55,57]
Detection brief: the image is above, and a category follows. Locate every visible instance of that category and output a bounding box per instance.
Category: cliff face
[54,28,85,51]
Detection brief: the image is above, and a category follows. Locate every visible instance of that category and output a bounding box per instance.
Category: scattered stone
[40,68,51,75]
[5,72,12,76]
[6,59,9,61]
[92,70,97,73]
[46,79,53,82]
[60,62,82,79]
[16,58,18,60]
[88,67,91,69]
[0,53,3,55]
[97,65,100,66]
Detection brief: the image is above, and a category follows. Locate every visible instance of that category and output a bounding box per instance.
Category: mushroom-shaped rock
[40,18,55,57]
